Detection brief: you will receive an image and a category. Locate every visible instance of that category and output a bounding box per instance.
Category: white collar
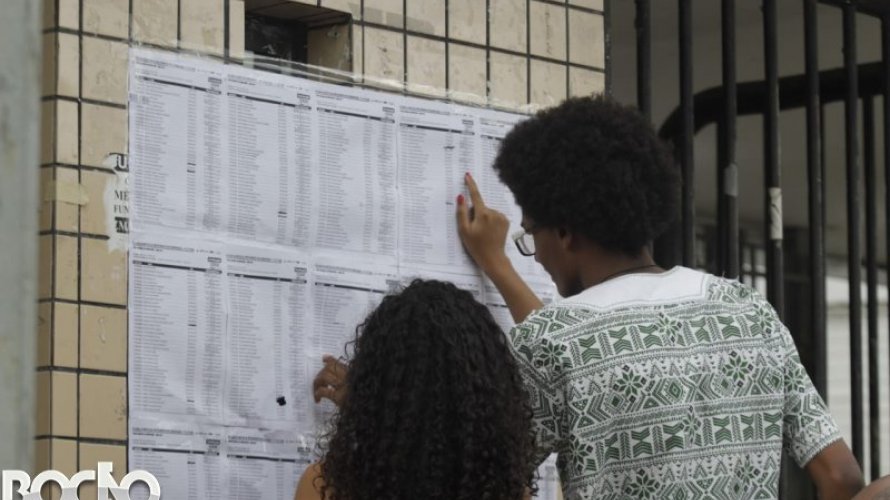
[556,266,710,310]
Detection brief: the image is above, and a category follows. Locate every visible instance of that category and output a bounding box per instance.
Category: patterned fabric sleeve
[779,323,842,466]
[508,311,569,465]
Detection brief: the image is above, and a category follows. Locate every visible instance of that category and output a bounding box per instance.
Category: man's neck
[578,248,661,290]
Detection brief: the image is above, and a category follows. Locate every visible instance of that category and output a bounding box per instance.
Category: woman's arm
[294,463,325,500]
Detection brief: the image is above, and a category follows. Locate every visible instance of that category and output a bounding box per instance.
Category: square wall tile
[230,0,246,59]
[490,0,526,53]
[42,33,56,97]
[530,1,567,61]
[42,0,55,29]
[569,10,604,67]
[530,59,567,108]
[36,371,51,435]
[570,0,603,11]
[80,374,127,440]
[406,36,446,97]
[80,169,115,236]
[34,439,77,499]
[449,0,486,45]
[308,24,353,72]
[406,0,445,37]
[81,238,127,305]
[41,102,53,164]
[569,66,605,97]
[80,305,127,373]
[489,51,527,108]
[79,443,126,475]
[53,371,78,437]
[39,169,53,232]
[181,0,226,55]
[38,235,53,299]
[57,33,80,98]
[81,104,127,169]
[322,0,362,19]
[52,439,78,476]
[78,443,126,500]
[59,0,80,30]
[53,302,79,368]
[363,27,404,88]
[34,438,51,474]
[44,100,80,165]
[364,0,403,28]
[83,0,129,38]
[132,0,178,47]
[448,44,486,104]
[55,235,79,301]
[37,303,52,367]
[82,37,129,105]
[54,166,81,233]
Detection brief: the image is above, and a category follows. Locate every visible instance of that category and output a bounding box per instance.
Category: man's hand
[313,355,348,407]
[456,172,511,273]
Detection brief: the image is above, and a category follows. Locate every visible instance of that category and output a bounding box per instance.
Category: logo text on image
[2,462,160,500]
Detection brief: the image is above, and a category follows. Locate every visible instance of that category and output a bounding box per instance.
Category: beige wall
[36,0,605,497]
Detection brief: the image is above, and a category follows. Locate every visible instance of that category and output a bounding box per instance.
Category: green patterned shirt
[509,267,840,500]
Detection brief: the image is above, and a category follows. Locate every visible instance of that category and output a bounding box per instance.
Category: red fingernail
[465,172,471,178]
[457,194,464,204]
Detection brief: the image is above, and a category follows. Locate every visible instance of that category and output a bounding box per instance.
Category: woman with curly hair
[293,279,537,500]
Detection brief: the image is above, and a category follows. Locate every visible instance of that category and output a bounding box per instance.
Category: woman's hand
[456,173,511,274]
[313,355,348,407]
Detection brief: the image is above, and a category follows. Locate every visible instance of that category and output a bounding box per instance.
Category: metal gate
[608,0,890,496]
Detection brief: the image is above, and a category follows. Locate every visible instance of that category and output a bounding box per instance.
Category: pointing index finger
[464,172,486,209]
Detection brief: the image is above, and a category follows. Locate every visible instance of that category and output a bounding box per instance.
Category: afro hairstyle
[493,95,680,255]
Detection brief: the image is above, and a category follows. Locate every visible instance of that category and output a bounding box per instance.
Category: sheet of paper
[129,232,226,421]
[398,99,480,274]
[225,67,316,245]
[313,86,398,261]
[309,258,398,421]
[225,427,311,500]
[129,417,225,499]
[534,454,561,500]
[224,244,314,432]
[475,108,552,283]
[129,52,227,233]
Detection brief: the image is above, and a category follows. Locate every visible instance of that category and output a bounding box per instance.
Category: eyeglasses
[512,225,538,257]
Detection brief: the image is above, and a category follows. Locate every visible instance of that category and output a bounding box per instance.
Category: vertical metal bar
[604,0,613,98]
[679,0,696,267]
[635,0,651,121]
[717,121,728,275]
[883,13,890,469]
[863,94,880,480]
[804,0,827,399]
[0,0,40,473]
[762,0,784,319]
[842,1,864,466]
[721,0,739,279]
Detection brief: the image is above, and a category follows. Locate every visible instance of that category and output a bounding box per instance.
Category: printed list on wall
[127,48,558,500]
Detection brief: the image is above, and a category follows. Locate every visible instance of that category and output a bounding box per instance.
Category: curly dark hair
[319,279,537,500]
[494,95,679,255]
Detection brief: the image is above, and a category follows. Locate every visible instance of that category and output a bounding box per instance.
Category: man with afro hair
[456,95,862,499]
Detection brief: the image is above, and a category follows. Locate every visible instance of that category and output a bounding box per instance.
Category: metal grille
[613,0,890,495]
